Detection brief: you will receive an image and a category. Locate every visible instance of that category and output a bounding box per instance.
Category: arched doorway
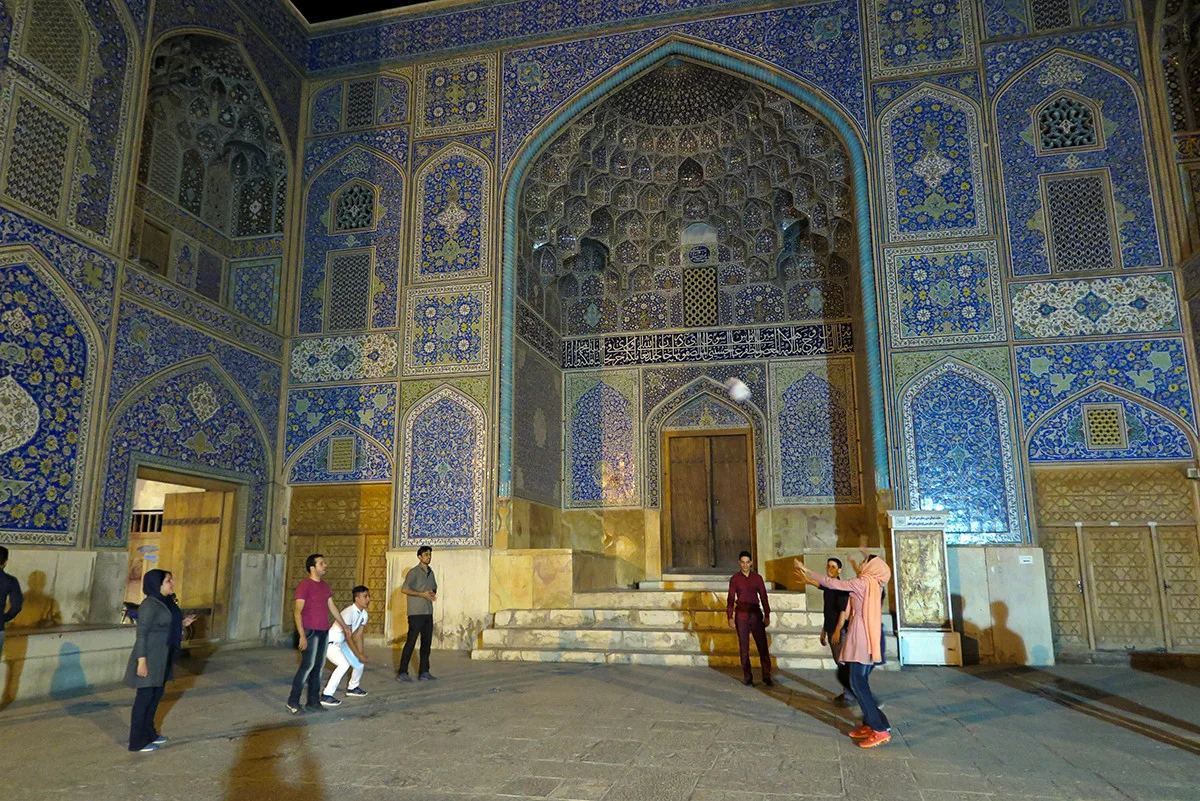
[504,47,882,574]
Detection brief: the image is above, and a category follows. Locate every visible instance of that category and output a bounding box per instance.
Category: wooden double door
[665,431,754,570]
[1041,524,1200,653]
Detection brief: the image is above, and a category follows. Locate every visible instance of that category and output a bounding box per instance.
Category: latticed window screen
[333,183,375,232]
[328,435,357,473]
[327,252,372,331]
[1029,0,1073,31]
[24,0,86,90]
[1083,404,1127,450]
[345,80,376,129]
[196,249,224,301]
[1044,172,1117,272]
[3,96,72,218]
[683,266,718,327]
[1038,97,1097,151]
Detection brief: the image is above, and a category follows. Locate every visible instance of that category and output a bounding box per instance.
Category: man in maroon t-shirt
[727,550,772,687]
[287,553,352,714]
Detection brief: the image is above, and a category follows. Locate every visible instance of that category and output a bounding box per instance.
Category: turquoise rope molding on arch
[497,39,890,496]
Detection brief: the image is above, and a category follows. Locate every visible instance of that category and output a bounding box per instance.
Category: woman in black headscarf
[124,569,195,752]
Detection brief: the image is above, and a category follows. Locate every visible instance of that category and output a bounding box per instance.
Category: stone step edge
[490,624,825,634]
[470,647,902,671]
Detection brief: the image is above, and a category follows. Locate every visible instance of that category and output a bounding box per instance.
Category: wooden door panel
[710,434,751,568]
[1083,527,1165,651]
[1157,526,1200,651]
[160,491,225,609]
[669,436,712,569]
[1039,527,1089,650]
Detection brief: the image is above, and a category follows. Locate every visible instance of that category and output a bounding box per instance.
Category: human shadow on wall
[223,724,327,801]
[977,666,1200,757]
[12,570,62,629]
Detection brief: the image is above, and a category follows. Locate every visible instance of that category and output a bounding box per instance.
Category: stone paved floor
[3,646,1200,801]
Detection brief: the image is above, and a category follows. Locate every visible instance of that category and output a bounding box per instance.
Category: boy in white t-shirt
[320,585,371,705]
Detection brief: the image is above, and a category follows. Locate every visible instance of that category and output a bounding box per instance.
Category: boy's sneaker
[319,694,342,707]
[137,743,160,752]
[345,687,368,697]
[396,671,413,682]
[847,725,873,739]
[418,672,437,681]
[286,701,303,715]
[152,736,168,744]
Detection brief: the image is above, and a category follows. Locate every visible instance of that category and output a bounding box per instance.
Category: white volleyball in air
[725,377,751,403]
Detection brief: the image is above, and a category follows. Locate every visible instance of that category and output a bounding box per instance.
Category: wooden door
[1156,526,1200,652]
[1082,526,1166,651]
[710,434,751,568]
[159,490,235,639]
[1039,527,1091,651]
[668,436,712,569]
[665,432,753,570]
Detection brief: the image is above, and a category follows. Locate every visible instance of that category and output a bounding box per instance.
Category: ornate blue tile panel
[771,359,861,505]
[664,394,748,430]
[377,75,410,126]
[566,370,640,508]
[0,209,115,332]
[0,250,99,546]
[303,128,410,182]
[414,54,498,138]
[643,367,768,507]
[229,259,280,327]
[900,359,1024,544]
[1,0,134,247]
[414,133,496,169]
[866,0,977,79]
[1015,339,1195,431]
[403,282,492,375]
[500,2,867,168]
[992,48,1160,275]
[400,386,486,546]
[98,363,270,549]
[984,27,1142,92]
[299,147,405,334]
[879,86,988,241]
[288,423,393,484]
[122,268,283,359]
[1028,388,1193,462]
[512,339,562,507]
[1009,273,1180,339]
[285,384,397,459]
[884,241,1004,346]
[412,145,492,283]
[310,81,344,136]
[289,333,400,384]
[109,301,281,450]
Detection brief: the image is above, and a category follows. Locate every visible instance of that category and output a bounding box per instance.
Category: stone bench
[1,624,136,706]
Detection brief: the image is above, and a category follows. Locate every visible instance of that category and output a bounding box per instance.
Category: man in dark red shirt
[727,550,772,686]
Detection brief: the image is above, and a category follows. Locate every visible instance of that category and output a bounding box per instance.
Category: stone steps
[571,589,807,611]
[471,648,836,670]
[480,626,830,655]
[493,608,823,630]
[637,574,777,591]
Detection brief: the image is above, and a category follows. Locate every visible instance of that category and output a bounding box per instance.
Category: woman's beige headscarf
[858,557,892,663]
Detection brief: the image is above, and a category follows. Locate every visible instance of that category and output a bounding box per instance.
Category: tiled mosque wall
[1,0,1198,632]
[0,0,299,629]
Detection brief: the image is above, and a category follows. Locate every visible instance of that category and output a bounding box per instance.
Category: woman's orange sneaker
[847,725,873,739]
[857,730,892,748]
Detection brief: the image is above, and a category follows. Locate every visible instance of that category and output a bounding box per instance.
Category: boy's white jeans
[324,641,364,695]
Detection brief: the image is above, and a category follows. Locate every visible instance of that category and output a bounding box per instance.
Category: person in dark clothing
[397,546,438,681]
[0,546,25,656]
[727,550,772,687]
[808,557,854,705]
[124,569,195,752]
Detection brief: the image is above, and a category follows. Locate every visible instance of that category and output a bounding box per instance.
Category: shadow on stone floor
[977,666,1200,757]
[223,723,327,801]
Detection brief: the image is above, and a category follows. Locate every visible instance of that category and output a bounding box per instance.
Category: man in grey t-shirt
[396,546,437,681]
